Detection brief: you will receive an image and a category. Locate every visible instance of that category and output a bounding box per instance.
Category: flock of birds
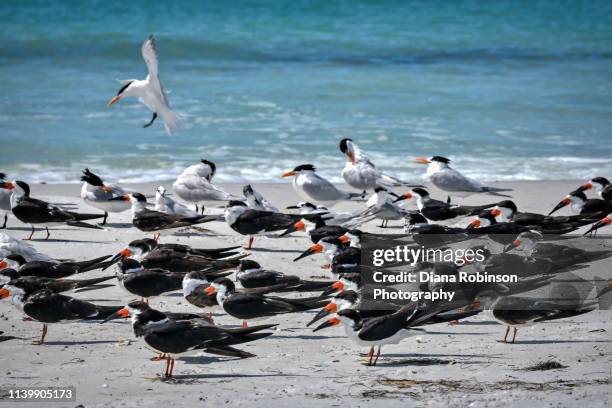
[1,35,611,379]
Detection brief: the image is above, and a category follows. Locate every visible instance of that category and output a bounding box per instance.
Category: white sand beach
[1,180,611,408]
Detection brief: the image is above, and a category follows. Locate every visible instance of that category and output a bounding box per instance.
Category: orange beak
[0,288,10,299]
[323,303,337,313]
[120,248,132,258]
[601,217,611,225]
[0,260,7,269]
[490,208,501,216]
[281,170,296,178]
[468,219,481,228]
[294,220,305,231]
[311,243,323,253]
[347,151,356,164]
[107,95,121,107]
[414,156,431,165]
[117,308,129,318]
[332,281,344,292]
[470,300,481,310]
[204,286,217,295]
[582,182,593,190]
[513,239,522,247]
[338,235,350,244]
[327,317,340,326]
[0,182,14,190]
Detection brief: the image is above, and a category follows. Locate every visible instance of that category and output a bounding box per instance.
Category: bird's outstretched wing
[141,35,159,79]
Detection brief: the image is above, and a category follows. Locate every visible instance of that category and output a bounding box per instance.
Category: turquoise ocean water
[1,0,611,184]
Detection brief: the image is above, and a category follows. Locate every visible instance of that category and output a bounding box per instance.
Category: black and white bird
[286,201,365,227]
[414,156,512,198]
[205,277,329,327]
[358,187,408,228]
[154,185,199,218]
[0,284,122,344]
[243,184,278,212]
[394,187,498,222]
[490,200,599,230]
[548,189,612,217]
[224,200,303,249]
[282,164,363,206]
[235,259,329,292]
[103,300,275,378]
[111,192,216,239]
[80,168,130,225]
[577,177,612,201]
[0,180,103,240]
[114,258,186,301]
[173,160,240,211]
[339,138,422,193]
[0,253,111,279]
[0,173,11,229]
[583,213,612,235]
[0,232,55,262]
[0,270,114,295]
[107,35,183,135]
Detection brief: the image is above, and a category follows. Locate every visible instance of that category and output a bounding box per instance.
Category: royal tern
[358,187,408,228]
[282,164,364,206]
[339,138,422,193]
[243,184,278,212]
[0,284,121,344]
[80,168,129,225]
[0,180,103,240]
[414,156,512,198]
[103,301,275,378]
[155,185,198,218]
[173,160,240,211]
[0,233,55,262]
[107,35,183,135]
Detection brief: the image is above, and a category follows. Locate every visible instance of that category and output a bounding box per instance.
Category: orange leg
[246,236,254,250]
[24,226,35,241]
[502,326,510,343]
[150,353,166,361]
[242,320,248,328]
[366,346,374,366]
[511,327,517,343]
[33,324,48,345]
[372,346,381,366]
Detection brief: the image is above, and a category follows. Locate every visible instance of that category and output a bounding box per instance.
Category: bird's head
[282,164,316,178]
[339,138,356,163]
[108,80,135,107]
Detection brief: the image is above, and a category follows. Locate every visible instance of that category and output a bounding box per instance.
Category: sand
[1,180,611,408]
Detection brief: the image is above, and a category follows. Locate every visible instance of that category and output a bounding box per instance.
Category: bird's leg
[366,346,374,366]
[241,320,248,328]
[163,355,170,378]
[0,214,6,229]
[373,346,381,366]
[168,356,175,378]
[45,227,50,240]
[150,353,166,361]
[511,328,517,343]
[143,112,158,128]
[195,204,199,213]
[246,236,254,250]
[33,324,48,345]
[24,226,35,240]
[99,211,108,226]
[502,326,510,343]
[153,233,160,241]
[447,196,451,204]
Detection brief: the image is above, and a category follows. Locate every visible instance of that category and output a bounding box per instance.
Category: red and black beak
[548,197,571,216]
[583,217,611,236]
[280,220,305,237]
[321,281,344,296]
[306,302,337,327]
[0,287,10,299]
[0,182,15,190]
[109,195,130,202]
[312,317,340,332]
[293,243,323,262]
[393,191,413,203]
[503,239,521,253]
[101,307,129,323]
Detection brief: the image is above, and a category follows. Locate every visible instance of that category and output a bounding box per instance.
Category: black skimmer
[548,189,612,217]
[0,271,115,295]
[313,306,427,366]
[104,301,276,378]
[235,259,329,292]
[1,253,111,279]
[491,200,599,230]
[111,192,217,239]
[279,216,348,243]
[107,35,183,135]
[583,213,612,235]
[0,284,122,344]
[132,238,241,259]
[577,177,612,200]
[80,168,129,225]
[205,277,329,327]
[282,164,363,206]
[286,201,363,227]
[0,173,11,229]
[0,180,103,240]
[182,270,223,309]
[321,274,362,297]
[339,138,423,193]
[155,185,199,218]
[109,239,242,273]
[414,156,512,198]
[224,200,304,249]
[294,236,359,272]
[243,184,278,212]
[173,160,240,212]
[394,187,499,222]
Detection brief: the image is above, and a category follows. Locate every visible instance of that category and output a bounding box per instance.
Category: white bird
[0,232,56,262]
[282,164,364,206]
[107,35,183,135]
[173,160,240,213]
[243,184,278,212]
[414,156,512,199]
[155,185,198,218]
[339,138,422,193]
[358,187,409,228]
[285,201,369,228]
[80,168,130,225]
[0,173,11,229]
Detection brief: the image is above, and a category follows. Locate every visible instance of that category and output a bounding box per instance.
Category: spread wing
[141,35,169,106]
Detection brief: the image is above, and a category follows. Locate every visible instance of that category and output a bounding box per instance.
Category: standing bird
[0,181,103,240]
[339,138,422,193]
[0,173,11,229]
[414,156,512,199]
[80,168,129,225]
[282,164,363,206]
[107,35,183,135]
[173,160,239,212]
